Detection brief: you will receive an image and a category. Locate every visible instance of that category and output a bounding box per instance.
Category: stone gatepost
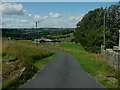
[118,30,120,50]
[118,30,120,89]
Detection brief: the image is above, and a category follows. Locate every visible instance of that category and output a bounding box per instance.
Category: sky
[2,0,120,2]
[1,2,119,28]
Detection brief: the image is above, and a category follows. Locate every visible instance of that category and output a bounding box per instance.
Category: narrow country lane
[19,51,104,88]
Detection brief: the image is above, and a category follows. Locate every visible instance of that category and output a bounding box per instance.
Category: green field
[57,42,118,88]
[45,33,74,42]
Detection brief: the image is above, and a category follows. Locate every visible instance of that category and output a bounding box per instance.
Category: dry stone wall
[101,45,120,68]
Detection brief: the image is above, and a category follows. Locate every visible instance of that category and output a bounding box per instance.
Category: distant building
[33,38,52,43]
[8,37,11,40]
[33,38,61,43]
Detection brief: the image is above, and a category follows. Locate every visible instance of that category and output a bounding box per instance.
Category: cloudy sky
[1,2,118,28]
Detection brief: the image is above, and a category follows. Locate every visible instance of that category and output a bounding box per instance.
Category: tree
[74,5,120,53]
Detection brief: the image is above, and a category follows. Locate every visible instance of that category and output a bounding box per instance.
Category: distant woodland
[2,28,74,40]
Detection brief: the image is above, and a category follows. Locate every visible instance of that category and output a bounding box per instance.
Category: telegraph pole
[103,8,106,50]
[118,30,120,89]
[119,30,120,50]
[35,21,39,46]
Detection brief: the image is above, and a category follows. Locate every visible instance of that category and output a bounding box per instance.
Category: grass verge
[57,42,118,89]
[2,39,55,90]
[33,53,57,69]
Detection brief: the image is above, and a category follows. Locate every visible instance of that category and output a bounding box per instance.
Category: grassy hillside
[2,39,55,90]
[45,33,74,42]
[57,42,118,89]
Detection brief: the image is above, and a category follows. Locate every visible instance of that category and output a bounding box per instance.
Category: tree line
[2,28,74,40]
[74,4,120,53]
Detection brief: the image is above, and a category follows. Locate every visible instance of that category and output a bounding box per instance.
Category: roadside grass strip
[58,42,118,88]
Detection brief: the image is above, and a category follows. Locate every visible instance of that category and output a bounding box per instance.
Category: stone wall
[101,46,120,68]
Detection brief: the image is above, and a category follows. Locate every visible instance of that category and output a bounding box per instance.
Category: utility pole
[103,8,106,50]
[118,30,120,50]
[118,30,120,89]
[35,21,39,46]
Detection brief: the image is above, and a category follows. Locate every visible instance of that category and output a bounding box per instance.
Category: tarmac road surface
[20,51,104,88]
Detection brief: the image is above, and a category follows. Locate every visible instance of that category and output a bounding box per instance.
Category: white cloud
[23,9,26,12]
[2,17,31,28]
[2,18,29,23]
[1,2,24,15]
[34,15,41,22]
[43,16,48,19]
[49,12,61,18]
[28,13,32,17]
[19,19,28,23]
[70,16,76,21]
[49,12,54,16]
[69,14,84,21]
[34,15,49,22]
